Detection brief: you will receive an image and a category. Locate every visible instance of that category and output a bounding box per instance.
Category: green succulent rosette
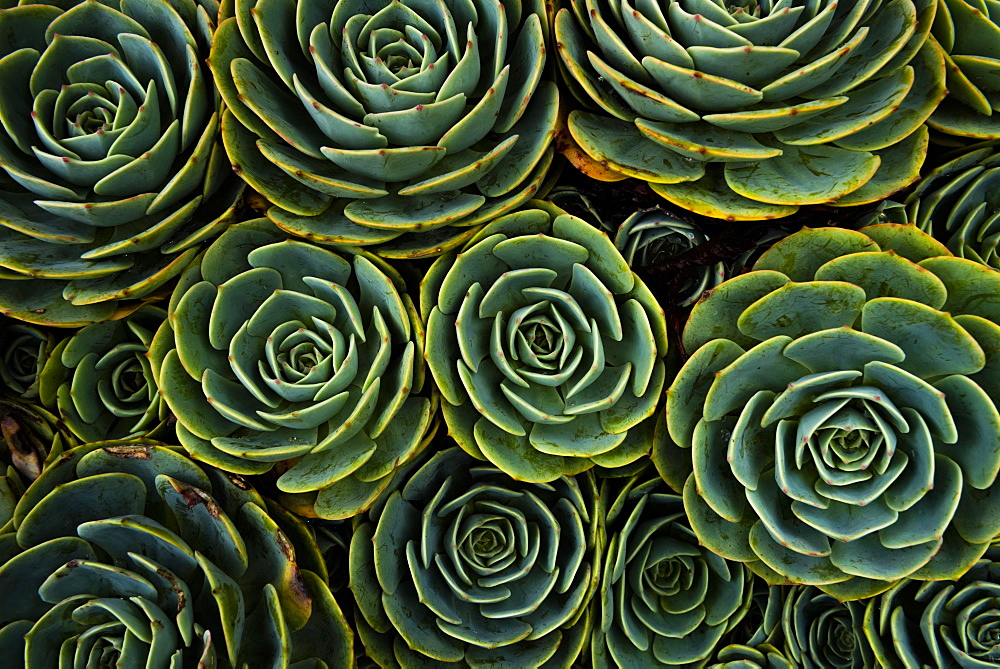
[659,223,1000,600]
[547,187,726,307]
[555,0,946,220]
[748,585,874,668]
[421,204,669,483]
[928,0,1000,139]
[0,319,56,399]
[350,446,599,668]
[208,0,558,260]
[614,209,725,307]
[37,305,168,443]
[0,0,244,327]
[905,141,1000,269]
[0,440,353,668]
[151,217,435,520]
[865,549,1000,666]
[592,469,754,667]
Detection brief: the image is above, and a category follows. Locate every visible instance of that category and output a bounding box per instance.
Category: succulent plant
[208,0,559,260]
[421,204,669,482]
[905,141,1000,269]
[151,218,435,520]
[0,320,56,399]
[547,187,726,307]
[0,0,244,327]
[614,209,725,306]
[659,223,1000,600]
[865,548,1000,666]
[0,440,353,667]
[592,468,754,667]
[350,446,599,667]
[555,0,946,220]
[755,585,874,668]
[928,0,1000,139]
[37,305,168,443]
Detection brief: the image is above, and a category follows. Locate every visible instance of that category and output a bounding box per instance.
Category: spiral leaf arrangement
[0,0,999,667]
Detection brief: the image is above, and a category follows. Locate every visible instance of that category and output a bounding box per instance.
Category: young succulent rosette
[37,305,167,443]
[865,549,1000,666]
[755,585,875,668]
[660,224,1000,600]
[0,0,244,326]
[421,205,669,483]
[592,469,754,667]
[350,447,599,667]
[614,209,725,306]
[0,320,56,399]
[209,0,558,259]
[905,141,1000,269]
[151,218,435,520]
[547,188,726,307]
[555,0,946,220]
[928,0,1000,139]
[0,440,353,667]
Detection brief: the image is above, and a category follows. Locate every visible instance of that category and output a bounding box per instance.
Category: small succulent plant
[660,223,1000,600]
[758,585,874,668]
[547,187,726,307]
[905,141,1000,269]
[0,320,56,400]
[0,0,244,326]
[151,218,435,520]
[422,204,669,482]
[613,209,726,306]
[37,305,168,444]
[350,446,599,667]
[0,440,353,667]
[555,0,946,219]
[928,0,1000,139]
[866,547,1000,666]
[209,0,558,259]
[592,468,754,667]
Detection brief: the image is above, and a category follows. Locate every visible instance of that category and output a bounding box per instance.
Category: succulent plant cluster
[3,0,1000,667]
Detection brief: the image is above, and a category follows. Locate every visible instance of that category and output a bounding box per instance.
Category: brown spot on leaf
[104,445,152,459]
